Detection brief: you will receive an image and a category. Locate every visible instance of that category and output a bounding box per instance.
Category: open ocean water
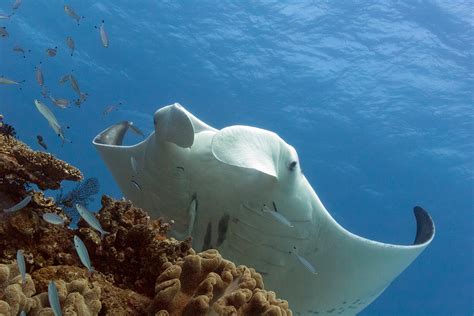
[1,1,473,315]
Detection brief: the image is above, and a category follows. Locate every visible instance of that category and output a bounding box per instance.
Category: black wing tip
[93,121,131,146]
[413,206,435,245]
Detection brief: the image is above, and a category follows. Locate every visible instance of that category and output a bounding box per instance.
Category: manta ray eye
[289,161,298,171]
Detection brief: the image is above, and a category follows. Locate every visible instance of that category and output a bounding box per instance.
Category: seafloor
[0,131,292,315]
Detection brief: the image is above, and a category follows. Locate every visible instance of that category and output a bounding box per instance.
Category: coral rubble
[0,131,292,315]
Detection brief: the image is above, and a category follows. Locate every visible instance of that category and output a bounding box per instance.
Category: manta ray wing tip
[413,206,435,245]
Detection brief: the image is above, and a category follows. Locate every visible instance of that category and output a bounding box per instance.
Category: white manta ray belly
[93,103,435,315]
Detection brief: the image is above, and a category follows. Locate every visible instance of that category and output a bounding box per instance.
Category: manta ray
[93,103,435,315]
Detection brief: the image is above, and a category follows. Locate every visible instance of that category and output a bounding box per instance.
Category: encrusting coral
[0,129,292,315]
[150,249,292,316]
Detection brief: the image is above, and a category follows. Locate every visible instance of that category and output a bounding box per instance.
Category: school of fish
[1,1,126,145]
[0,2,148,313]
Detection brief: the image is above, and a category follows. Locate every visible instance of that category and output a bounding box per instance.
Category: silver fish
[59,74,70,84]
[34,99,68,144]
[35,64,44,86]
[102,102,121,116]
[49,95,69,109]
[187,199,197,236]
[3,195,31,212]
[73,235,93,273]
[0,76,19,85]
[262,205,294,227]
[131,180,142,191]
[46,47,57,57]
[20,311,26,316]
[0,13,12,19]
[12,0,21,10]
[98,20,108,48]
[0,26,9,37]
[16,249,26,285]
[66,36,75,56]
[13,45,25,54]
[42,213,65,226]
[48,281,62,316]
[64,5,81,24]
[128,122,144,137]
[295,253,317,275]
[74,92,88,107]
[69,74,80,95]
[75,204,108,239]
[130,156,138,174]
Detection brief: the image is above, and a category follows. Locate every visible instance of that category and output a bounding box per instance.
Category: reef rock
[0,130,292,315]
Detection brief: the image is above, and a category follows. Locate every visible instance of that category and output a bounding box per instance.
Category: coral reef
[56,177,100,222]
[0,134,82,202]
[0,132,292,315]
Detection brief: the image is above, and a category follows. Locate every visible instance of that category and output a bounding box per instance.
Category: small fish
[34,99,69,144]
[102,102,121,116]
[35,64,44,87]
[66,36,75,56]
[73,235,93,274]
[75,204,108,239]
[295,253,317,275]
[3,195,31,213]
[64,5,82,24]
[46,47,58,57]
[49,95,69,109]
[37,135,47,150]
[69,74,80,95]
[0,13,13,19]
[12,0,22,10]
[16,249,26,285]
[187,198,197,236]
[0,26,9,38]
[130,179,142,191]
[97,20,109,48]
[48,281,62,316]
[74,92,88,107]
[262,205,294,227]
[0,76,19,85]
[13,45,29,54]
[41,86,49,98]
[130,156,138,174]
[59,74,70,84]
[20,311,26,316]
[128,122,145,137]
[42,213,65,226]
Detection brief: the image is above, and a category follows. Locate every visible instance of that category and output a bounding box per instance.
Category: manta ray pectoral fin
[153,103,195,148]
[93,121,148,202]
[211,125,283,179]
[93,121,131,146]
[299,205,435,313]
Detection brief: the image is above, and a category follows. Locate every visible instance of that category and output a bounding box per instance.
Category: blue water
[1,1,472,315]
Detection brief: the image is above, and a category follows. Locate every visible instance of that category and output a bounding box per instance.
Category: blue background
[1,1,472,315]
